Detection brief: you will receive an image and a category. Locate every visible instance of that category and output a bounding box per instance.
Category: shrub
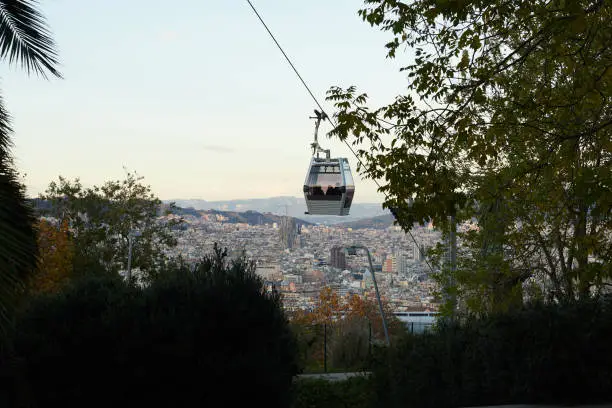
[292,376,374,408]
[372,298,612,408]
[291,318,373,374]
[292,321,325,373]
[328,317,371,371]
[12,245,298,407]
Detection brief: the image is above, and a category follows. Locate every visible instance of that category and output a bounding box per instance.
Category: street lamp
[126,230,142,281]
[345,244,391,347]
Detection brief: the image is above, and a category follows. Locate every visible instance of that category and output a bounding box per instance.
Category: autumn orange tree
[290,286,406,371]
[344,292,405,342]
[312,286,342,324]
[291,287,402,337]
[289,287,344,326]
[28,219,74,296]
[289,287,346,371]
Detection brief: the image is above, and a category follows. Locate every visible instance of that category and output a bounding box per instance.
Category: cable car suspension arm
[310,109,330,159]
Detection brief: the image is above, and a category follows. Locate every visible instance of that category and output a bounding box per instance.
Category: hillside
[173,207,314,227]
[31,199,313,227]
[166,196,389,224]
[336,213,397,229]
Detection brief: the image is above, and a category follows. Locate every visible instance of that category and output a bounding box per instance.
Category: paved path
[296,372,371,381]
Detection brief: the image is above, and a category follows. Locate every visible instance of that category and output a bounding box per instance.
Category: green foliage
[0,0,60,338]
[371,298,612,408]
[0,137,36,336]
[40,170,182,280]
[328,317,372,371]
[292,318,373,374]
[292,376,374,408]
[292,321,326,373]
[8,244,298,407]
[326,0,612,312]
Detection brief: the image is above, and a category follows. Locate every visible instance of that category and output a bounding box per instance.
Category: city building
[330,245,347,270]
[255,262,282,280]
[279,216,297,249]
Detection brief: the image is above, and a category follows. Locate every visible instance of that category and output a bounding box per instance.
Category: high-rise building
[419,244,427,262]
[397,254,409,274]
[383,257,394,273]
[330,246,347,270]
[279,216,297,249]
[294,224,304,248]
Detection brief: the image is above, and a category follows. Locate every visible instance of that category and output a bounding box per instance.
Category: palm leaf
[0,0,59,338]
[0,91,37,335]
[0,0,60,78]
[0,0,59,339]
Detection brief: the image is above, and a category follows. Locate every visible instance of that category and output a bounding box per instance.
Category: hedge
[371,297,612,408]
[7,249,298,408]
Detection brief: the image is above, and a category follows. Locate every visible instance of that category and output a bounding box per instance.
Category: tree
[291,287,406,371]
[346,293,369,318]
[40,170,182,280]
[313,286,343,324]
[326,0,611,313]
[12,245,298,407]
[28,219,74,296]
[0,0,61,335]
[294,288,402,340]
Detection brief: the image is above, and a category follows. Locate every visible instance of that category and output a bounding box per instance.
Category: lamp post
[126,230,141,281]
[345,244,390,347]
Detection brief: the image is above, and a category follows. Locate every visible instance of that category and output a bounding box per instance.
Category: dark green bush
[292,376,374,408]
[372,298,612,408]
[11,245,298,408]
[293,318,373,374]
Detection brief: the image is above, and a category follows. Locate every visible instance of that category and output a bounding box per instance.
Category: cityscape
[162,206,442,313]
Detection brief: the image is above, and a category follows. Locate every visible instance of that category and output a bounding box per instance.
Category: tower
[330,245,347,270]
[279,216,297,249]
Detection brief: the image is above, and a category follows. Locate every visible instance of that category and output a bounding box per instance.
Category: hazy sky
[2,0,409,203]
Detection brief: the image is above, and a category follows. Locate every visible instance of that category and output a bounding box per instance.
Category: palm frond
[0,85,10,157]
[0,91,37,335]
[0,0,60,78]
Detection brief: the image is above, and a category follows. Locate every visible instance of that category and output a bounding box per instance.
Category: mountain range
[30,196,397,229]
[165,196,391,225]
[170,207,315,227]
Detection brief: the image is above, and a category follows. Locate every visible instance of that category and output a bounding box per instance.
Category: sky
[1,0,410,203]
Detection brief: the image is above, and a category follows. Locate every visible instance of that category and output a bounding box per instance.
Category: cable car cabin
[303,157,355,216]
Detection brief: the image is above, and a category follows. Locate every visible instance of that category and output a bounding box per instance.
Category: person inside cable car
[333,182,343,196]
[311,186,324,198]
[326,184,341,197]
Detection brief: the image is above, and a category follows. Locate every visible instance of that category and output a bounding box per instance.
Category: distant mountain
[336,213,397,229]
[165,196,390,224]
[171,207,314,227]
[30,198,314,228]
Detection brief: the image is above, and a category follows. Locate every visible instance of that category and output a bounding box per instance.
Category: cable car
[303,110,355,216]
